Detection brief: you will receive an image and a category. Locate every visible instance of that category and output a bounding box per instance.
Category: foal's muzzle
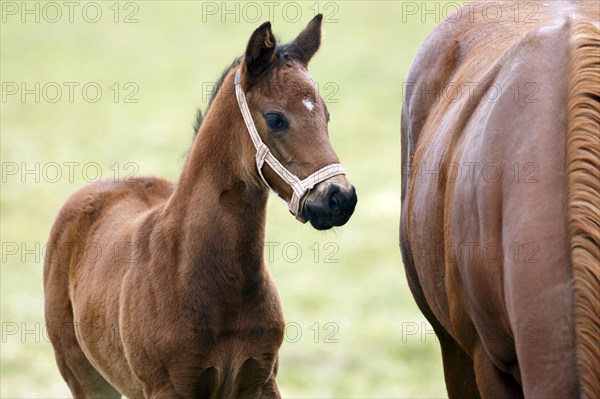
[303,180,357,230]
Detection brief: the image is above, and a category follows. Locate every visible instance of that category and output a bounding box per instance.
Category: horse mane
[192,43,308,137]
[566,17,600,399]
[193,56,242,136]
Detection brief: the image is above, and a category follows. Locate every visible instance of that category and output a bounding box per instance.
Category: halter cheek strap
[233,69,345,222]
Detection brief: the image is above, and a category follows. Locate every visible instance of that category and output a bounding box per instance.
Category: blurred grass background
[1,1,457,397]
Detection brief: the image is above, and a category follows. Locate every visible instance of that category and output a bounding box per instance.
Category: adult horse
[44,15,356,398]
[401,1,598,397]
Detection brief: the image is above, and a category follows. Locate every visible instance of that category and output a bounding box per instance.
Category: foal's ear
[243,21,276,80]
[291,14,323,65]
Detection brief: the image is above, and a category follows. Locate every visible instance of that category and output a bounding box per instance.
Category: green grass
[1,1,450,397]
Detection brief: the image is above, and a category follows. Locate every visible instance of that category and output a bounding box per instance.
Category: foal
[44,15,356,398]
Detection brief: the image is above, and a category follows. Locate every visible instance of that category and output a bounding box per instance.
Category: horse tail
[566,18,600,399]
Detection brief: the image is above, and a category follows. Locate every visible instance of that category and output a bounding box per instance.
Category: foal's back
[46,177,174,274]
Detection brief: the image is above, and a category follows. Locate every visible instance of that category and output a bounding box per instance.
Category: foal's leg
[45,248,121,398]
[46,306,122,398]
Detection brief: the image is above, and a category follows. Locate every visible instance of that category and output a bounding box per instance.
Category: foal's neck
[163,74,269,296]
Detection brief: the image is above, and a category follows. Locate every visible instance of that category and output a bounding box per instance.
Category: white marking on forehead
[302,98,315,112]
[297,66,319,112]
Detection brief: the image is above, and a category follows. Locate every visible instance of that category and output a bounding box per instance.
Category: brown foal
[44,15,357,398]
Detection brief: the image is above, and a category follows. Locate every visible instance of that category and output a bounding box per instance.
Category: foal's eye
[264,113,289,132]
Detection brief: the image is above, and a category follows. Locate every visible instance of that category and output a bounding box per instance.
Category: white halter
[233,69,345,222]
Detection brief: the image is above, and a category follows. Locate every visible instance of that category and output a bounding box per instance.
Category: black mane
[193,57,242,136]
[192,43,305,137]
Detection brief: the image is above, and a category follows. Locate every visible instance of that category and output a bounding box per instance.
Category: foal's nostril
[328,189,341,213]
[304,183,357,230]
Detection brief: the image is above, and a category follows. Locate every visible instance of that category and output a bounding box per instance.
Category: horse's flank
[401,1,599,397]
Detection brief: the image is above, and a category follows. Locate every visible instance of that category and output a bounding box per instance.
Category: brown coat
[401,1,599,397]
[44,15,356,398]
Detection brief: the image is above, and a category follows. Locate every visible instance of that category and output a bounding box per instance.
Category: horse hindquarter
[401,3,599,397]
[44,182,133,397]
[44,179,171,398]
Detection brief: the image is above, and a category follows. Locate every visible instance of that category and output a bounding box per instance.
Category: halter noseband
[233,69,345,222]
